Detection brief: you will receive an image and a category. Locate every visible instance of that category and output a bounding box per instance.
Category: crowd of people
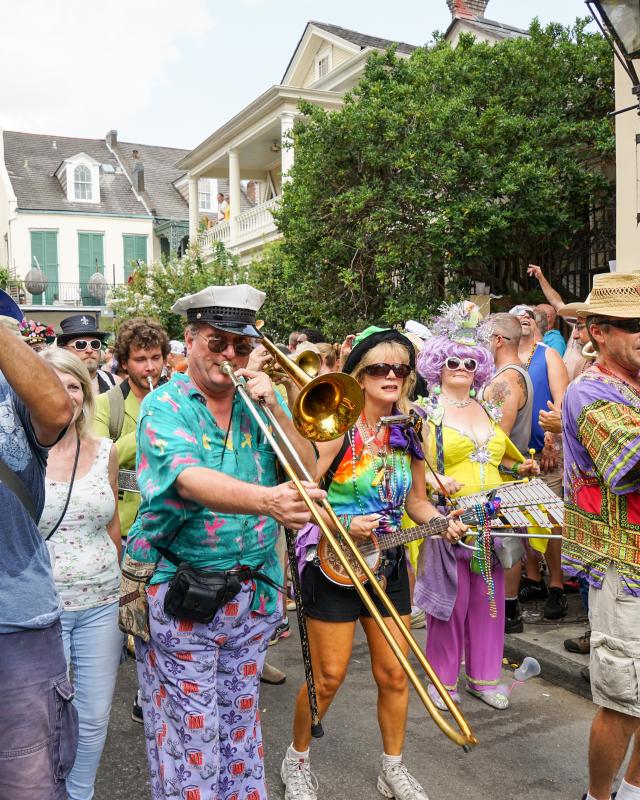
[0,264,639,800]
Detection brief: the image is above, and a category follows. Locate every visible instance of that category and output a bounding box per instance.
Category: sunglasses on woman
[70,339,102,352]
[363,363,412,378]
[445,356,477,372]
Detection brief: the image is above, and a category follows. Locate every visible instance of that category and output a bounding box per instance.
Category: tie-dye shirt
[125,372,285,614]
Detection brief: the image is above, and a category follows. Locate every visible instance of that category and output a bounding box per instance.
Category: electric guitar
[314,498,501,587]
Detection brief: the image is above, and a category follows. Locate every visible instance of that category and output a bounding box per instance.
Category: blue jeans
[60,601,121,800]
[0,621,79,800]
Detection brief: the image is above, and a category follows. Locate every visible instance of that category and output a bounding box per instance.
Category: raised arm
[527,264,565,311]
[0,324,72,445]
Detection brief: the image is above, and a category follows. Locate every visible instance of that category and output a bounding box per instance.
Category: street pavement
[96,619,603,800]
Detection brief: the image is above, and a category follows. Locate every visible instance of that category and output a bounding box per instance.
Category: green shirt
[125,372,284,614]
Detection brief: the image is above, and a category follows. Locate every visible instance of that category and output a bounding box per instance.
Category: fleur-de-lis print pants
[135,580,280,800]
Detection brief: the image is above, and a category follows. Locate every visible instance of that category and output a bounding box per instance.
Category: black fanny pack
[156,546,281,625]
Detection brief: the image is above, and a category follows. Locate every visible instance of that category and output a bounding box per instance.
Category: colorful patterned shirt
[562,366,640,596]
[125,373,286,614]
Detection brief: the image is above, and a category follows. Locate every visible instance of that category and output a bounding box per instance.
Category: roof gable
[444,15,528,45]
[282,20,417,87]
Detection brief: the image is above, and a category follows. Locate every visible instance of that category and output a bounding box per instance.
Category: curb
[504,634,592,701]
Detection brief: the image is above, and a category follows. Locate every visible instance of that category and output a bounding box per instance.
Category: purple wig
[417,336,495,391]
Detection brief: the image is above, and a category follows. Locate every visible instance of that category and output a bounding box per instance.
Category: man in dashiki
[559,273,640,800]
[124,283,322,800]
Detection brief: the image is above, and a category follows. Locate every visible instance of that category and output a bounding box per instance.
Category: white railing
[235,197,280,244]
[199,220,231,249]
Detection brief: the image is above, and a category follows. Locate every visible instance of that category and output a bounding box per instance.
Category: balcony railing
[198,196,281,254]
[12,281,127,308]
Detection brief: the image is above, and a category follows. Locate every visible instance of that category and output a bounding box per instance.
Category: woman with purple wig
[414,303,538,710]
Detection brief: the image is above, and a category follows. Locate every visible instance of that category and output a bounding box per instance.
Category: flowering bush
[108,242,244,339]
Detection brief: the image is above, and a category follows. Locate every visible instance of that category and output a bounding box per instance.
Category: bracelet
[499,463,520,479]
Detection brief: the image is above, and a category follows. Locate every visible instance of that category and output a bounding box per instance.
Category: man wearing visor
[125,284,322,800]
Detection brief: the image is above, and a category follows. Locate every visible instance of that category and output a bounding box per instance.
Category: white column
[188,176,199,242]
[228,149,241,246]
[280,112,295,184]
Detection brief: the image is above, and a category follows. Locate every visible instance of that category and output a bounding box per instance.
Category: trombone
[221,338,478,751]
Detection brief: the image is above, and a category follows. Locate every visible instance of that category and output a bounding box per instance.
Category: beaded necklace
[523,342,537,371]
[472,501,497,618]
[349,416,409,515]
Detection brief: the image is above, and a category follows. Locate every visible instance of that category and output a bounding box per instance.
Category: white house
[179,0,525,265]
[0,129,219,323]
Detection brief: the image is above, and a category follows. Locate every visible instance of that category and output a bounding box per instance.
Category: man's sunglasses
[363,363,412,378]
[197,332,253,357]
[511,306,535,320]
[591,317,640,334]
[445,356,478,372]
[70,339,102,352]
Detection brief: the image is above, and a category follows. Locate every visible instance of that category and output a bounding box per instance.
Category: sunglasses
[594,317,640,334]
[197,332,253,357]
[363,363,412,378]
[70,339,102,352]
[445,356,478,372]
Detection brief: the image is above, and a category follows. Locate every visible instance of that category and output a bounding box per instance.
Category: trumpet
[221,341,478,751]
[265,347,322,381]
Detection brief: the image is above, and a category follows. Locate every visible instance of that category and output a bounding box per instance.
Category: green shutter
[123,235,148,280]
[30,230,58,305]
[78,233,105,305]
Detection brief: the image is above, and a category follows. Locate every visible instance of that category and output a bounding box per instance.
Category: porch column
[228,149,241,246]
[280,112,295,183]
[188,175,199,242]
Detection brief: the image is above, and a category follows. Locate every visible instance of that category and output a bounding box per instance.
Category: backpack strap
[107,380,130,442]
[0,455,38,523]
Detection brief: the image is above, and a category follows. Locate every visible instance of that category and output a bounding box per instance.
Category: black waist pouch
[164,563,242,624]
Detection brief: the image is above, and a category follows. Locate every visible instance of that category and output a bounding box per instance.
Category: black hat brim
[343,330,416,375]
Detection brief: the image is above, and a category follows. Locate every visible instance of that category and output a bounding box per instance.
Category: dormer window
[74,165,92,200]
[315,46,332,81]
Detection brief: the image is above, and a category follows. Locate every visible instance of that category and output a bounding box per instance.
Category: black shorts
[301,553,411,623]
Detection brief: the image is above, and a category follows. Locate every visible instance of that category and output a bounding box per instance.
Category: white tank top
[39,437,120,611]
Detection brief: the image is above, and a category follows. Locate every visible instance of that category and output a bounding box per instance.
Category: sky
[0,0,597,151]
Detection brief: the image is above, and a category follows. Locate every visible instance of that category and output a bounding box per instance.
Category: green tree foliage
[265,19,614,339]
[109,243,243,339]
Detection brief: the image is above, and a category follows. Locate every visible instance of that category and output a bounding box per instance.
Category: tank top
[39,437,119,611]
[491,363,534,454]
[526,343,552,452]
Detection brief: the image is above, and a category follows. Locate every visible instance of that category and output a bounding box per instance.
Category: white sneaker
[377,762,429,800]
[281,755,319,800]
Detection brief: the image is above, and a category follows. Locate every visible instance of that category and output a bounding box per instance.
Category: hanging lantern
[88,272,107,301]
[25,267,48,296]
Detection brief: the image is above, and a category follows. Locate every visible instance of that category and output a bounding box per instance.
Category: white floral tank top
[39,437,120,611]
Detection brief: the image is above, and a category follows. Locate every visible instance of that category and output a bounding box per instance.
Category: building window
[317,55,329,78]
[74,165,92,200]
[199,178,213,211]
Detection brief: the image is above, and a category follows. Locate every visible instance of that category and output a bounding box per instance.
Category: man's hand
[527,264,544,282]
[339,334,356,369]
[441,509,468,544]
[235,368,279,410]
[265,481,326,530]
[349,513,382,540]
[539,400,562,434]
[540,438,559,472]
[246,344,271,373]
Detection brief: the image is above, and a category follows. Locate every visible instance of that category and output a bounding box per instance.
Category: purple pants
[426,559,505,692]
[136,579,280,800]
[0,621,79,800]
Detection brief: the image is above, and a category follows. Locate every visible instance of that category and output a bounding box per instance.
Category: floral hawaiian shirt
[125,372,286,614]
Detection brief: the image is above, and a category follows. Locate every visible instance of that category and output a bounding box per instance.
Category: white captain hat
[171,284,266,338]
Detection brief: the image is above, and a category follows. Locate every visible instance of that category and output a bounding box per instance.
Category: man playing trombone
[124,284,323,800]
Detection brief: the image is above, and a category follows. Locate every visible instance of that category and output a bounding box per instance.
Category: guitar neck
[378,510,477,549]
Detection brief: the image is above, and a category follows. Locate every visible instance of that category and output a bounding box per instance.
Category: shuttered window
[78,232,104,305]
[29,230,58,305]
[123,235,148,280]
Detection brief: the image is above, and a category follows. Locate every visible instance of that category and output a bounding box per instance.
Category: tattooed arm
[484,370,525,437]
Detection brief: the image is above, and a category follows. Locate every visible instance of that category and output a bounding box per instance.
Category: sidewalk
[504,589,591,700]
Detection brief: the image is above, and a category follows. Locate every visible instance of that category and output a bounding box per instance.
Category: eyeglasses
[445,356,478,372]
[594,317,640,334]
[490,333,511,341]
[69,339,102,352]
[197,332,253,357]
[363,363,412,378]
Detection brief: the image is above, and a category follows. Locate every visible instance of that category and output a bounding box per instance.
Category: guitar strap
[320,433,350,493]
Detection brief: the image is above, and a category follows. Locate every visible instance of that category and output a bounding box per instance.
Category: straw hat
[558,273,640,320]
